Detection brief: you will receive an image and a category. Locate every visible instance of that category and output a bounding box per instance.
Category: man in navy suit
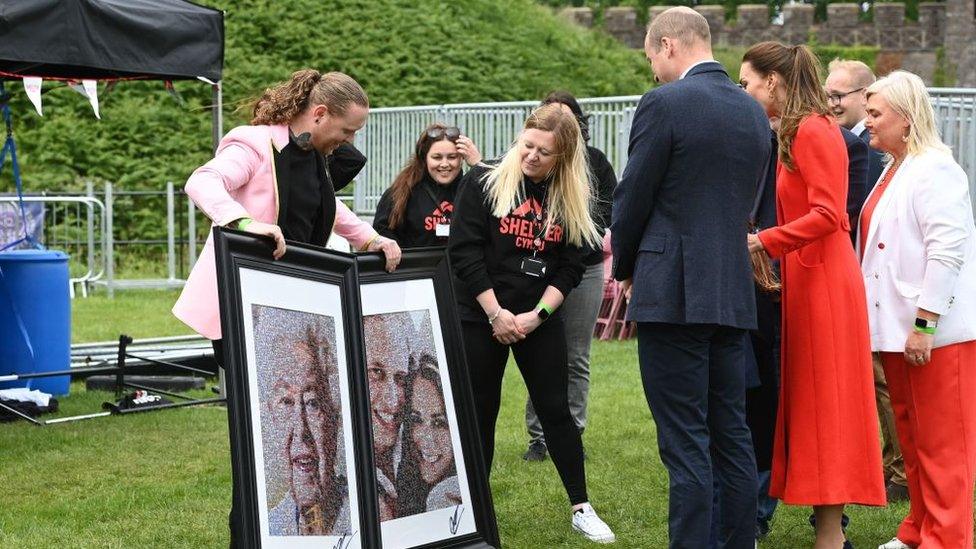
[840,126,870,248]
[826,59,907,504]
[610,7,770,548]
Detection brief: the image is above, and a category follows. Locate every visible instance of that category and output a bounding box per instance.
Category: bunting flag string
[22,77,43,116]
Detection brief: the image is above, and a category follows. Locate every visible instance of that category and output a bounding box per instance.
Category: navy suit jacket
[842,127,870,247]
[611,62,771,330]
[858,127,885,188]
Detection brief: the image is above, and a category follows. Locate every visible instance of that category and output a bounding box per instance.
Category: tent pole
[211,82,223,154]
[211,81,226,400]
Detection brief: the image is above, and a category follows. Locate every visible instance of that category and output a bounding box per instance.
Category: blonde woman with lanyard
[448,103,615,544]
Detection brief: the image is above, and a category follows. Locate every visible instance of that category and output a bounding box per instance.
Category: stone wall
[945,0,976,85]
[561,3,946,49]
[559,2,965,83]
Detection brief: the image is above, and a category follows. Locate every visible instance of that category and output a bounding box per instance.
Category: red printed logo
[424,200,454,232]
[498,198,563,251]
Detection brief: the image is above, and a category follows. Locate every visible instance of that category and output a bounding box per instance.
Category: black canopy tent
[0,0,225,148]
[0,1,227,424]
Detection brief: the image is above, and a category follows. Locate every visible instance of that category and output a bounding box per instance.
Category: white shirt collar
[679,59,716,80]
[850,118,867,137]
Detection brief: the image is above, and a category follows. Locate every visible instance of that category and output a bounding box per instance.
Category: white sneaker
[878,538,912,549]
[572,503,616,544]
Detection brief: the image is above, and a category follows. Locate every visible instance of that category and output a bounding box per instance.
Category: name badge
[436,223,451,237]
[519,256,547,278]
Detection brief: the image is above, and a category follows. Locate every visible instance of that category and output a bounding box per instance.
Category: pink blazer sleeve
[333,199,378,250]
[184,127,266,226]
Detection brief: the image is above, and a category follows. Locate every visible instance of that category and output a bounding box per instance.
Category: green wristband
[536,300,553,316]
[236,217,254,231]
[913,325,936,335]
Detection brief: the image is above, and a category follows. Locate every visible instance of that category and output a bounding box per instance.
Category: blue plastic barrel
[0,250,71,396]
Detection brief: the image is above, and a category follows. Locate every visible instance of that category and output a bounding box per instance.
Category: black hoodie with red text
[373,173,460,248]
[448,164,585,323]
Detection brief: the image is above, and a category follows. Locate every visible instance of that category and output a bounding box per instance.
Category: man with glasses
[826,58,907,507]
[827,59,886,219]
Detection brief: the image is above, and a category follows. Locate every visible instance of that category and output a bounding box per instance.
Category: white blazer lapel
[863,155,915,254]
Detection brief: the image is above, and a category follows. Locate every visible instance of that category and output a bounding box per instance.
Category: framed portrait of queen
[215,229,496,549]
[215,228,378,549]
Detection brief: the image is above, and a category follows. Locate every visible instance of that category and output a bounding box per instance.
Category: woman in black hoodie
[373,123,482,247]
[448,103,615,544]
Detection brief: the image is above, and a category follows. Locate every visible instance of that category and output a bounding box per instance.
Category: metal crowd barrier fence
[354,89,976,216]
[0,192,105,298]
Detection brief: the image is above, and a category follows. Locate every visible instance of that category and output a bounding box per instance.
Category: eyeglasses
[826,87,865,104]
[426,126,461,140]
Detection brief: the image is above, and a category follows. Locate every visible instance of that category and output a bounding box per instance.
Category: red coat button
[878,242,885,249]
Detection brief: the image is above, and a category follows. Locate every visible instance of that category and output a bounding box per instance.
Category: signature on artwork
[332,530,357,549]
[449,504,465,535]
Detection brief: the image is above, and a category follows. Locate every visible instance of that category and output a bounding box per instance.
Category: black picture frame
[358,248,499,549]
[215,227,379,549]
[215,228,498,549]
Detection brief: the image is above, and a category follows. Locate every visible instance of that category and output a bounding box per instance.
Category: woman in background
[373,123,482,247]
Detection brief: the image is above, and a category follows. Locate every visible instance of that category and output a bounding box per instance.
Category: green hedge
[3,0,652,194]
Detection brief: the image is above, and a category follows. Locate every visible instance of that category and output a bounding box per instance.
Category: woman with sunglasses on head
[448,103,615,544]
[373,124,482,248]
[522,90,616,462]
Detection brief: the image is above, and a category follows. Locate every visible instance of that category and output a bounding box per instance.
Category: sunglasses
[427,126,461,140]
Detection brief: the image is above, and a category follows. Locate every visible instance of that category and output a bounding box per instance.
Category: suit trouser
[881,340,976,549]
[525,262,604,443]
[462,318,589,505]
[637,322,757,549]
[873,353,907,487]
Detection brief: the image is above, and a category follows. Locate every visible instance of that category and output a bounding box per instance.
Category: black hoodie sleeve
[448,167,494,298]
[327,144,367,192]
[372,187,399,241]
[588,146,617,233]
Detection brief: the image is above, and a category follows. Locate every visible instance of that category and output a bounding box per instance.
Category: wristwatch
[914,317,938,330]
[535,301,553,322]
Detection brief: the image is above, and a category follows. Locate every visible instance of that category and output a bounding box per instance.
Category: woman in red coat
[740,42,885,548]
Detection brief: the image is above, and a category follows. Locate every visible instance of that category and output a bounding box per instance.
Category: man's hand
[243,221,286,259]
[620,278,633,301]
[367,236,402,272]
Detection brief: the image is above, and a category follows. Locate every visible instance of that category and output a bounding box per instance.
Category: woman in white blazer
[858,70,976,549]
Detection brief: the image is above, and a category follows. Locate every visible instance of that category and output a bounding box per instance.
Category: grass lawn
[0,290,920,547]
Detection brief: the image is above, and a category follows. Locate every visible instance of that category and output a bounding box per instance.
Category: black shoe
[756,520,771,540]
[886,482,909,503]
[522,440,547,461]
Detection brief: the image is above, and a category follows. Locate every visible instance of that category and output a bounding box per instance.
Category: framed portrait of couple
[214,228,499,549]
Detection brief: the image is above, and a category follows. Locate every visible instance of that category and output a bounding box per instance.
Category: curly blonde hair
[251,69,368,125]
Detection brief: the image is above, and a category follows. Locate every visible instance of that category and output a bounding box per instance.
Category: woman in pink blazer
[173,69,400,343]
[860,71,976,549]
